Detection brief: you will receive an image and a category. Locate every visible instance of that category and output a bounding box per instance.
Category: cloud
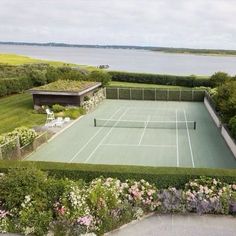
[0,0,236,49]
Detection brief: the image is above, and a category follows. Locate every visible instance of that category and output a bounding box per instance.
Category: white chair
[45,108,55,126]
[55,117,64,127]
[64,117,71,123]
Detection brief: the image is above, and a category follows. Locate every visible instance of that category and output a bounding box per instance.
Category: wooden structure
[29,82,102,109]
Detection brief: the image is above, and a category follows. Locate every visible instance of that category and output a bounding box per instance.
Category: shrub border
[108,71,212,88]
[0,161,235,188]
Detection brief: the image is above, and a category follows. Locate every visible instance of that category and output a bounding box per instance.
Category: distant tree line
[1,42,236,55]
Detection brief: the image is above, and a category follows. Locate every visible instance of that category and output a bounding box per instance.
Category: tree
[88,70,111,86]
[229,116,236,139]
[210,72,230,87]
[29,69,47,86]
[215,81,236,122]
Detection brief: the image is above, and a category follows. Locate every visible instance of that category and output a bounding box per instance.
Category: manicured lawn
[0,93,45,134]
[108,81,193,89]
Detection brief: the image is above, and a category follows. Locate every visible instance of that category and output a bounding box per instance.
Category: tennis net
[94,118,196,129]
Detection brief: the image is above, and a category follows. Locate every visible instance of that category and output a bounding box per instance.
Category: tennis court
[28,100,236,168]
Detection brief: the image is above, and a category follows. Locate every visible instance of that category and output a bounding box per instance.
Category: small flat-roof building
[29,80,102,109]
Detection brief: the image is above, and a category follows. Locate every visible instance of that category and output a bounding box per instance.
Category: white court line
[176,109,179,167]
[138,115,151,145]
[69,108,122,163]
[102,143,176,148]
[184,109,195,168]
[84,108,130,163]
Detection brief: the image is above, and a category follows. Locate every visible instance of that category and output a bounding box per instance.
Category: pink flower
[78,215,92,227]
[58,206,66,215]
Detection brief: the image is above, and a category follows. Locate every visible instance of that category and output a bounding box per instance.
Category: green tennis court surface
[27,100,236,168]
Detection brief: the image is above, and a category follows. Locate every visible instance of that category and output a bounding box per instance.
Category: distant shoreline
[1,41,236,56]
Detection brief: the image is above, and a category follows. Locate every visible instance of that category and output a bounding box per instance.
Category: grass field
[0,53,77,66]
[0,54,97,71]
[108,81,206,89]
[108,81,187,89]
[0,93,45,134]
[28,99,236,169]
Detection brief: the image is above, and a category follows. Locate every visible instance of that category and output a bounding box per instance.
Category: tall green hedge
[0,77,33,97]
[0,161,235,188]
[108,71,212,88]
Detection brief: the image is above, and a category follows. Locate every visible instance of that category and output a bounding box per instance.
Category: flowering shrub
[0,127,37,148]
[0,167,236,236]
[184,177,232,214]
[121,179,160,212]
[18,195,52,235]
[54,181,97,235]
[12,127,37,146]
[158,187,186,213]
[86,178,122,233]
[0,201,10,233]
[229,184,236,214]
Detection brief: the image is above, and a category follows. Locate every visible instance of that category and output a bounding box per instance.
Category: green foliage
[63,107,85,119]
[18,200,52,236]
[28,69,47,86]
[109,71,212,88]
[0,127,37,147]
[210,72,231,87]
[0,166,47,209]
[0,166,235,235]
[0,77,33,97]
[89,70,111,86]
[0,161,236,189]
[215,81,236,122]
[229,116,236,139]
[0,63,104,98]
[33,80,97,92]
[12,126,37,146]
[52,104,65,113]
[84,95,90,101]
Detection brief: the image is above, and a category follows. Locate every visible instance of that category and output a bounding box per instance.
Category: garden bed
[0,167,235,235]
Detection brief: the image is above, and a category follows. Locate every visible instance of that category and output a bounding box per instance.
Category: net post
[155,88,157,101]
[167,89,169,101]
[179,89,181,101]
[192,90,194,101]
[194,121,196,130]
[142,88,144,100]
[117,88,120,100]
[94,118,97,127]
[130,88,132,100]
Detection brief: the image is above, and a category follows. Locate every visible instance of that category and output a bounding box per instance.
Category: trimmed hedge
[0,161,235,188]
[108,71,212,88]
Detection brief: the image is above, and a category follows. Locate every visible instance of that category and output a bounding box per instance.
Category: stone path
[108,214,236,236]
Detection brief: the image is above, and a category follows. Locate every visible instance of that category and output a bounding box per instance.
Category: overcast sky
[0,0,236,49]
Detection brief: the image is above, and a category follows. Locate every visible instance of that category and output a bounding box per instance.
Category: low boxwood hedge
[0,161,235,188]
[108,71,212,88]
